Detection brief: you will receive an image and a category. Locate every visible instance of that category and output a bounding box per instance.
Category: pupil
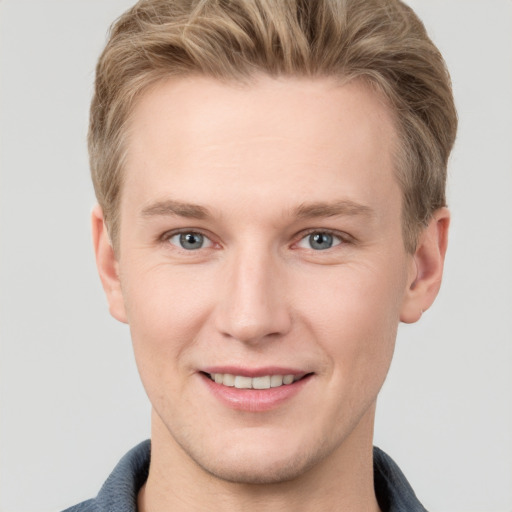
[180,233,203,249]
[310,233,333,250]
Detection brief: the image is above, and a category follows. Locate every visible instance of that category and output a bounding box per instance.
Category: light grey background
[0,1,511,511]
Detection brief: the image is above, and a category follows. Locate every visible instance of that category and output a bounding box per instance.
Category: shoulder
[61,499,96,512]
[60,440,151,512]
[373,446,428,512]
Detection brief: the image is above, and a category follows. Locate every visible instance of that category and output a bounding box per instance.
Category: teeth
[252,376,271,389]
[283,375,294,385]
[209,373,299,389]
[234,376,252,389]
[223,374,235,387]
[270,375,283,387]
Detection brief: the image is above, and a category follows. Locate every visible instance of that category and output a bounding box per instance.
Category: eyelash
[294,229,351,250]
[160,228,352,252]
[160,229,216,251]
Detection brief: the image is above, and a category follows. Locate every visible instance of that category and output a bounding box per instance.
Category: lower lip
[201,373,312,412]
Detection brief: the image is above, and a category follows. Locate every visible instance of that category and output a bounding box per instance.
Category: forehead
[122,75,400,222]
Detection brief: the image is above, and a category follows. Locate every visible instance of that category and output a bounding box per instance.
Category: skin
[93,75,449,512]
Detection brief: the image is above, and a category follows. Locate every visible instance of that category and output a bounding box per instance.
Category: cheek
[296,262,405,383]
[120,262,216,378]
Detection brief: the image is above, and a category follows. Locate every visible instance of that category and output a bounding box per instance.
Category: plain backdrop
[0,1,511,511]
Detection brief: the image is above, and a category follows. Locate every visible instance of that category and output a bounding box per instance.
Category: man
[64,0,456,510]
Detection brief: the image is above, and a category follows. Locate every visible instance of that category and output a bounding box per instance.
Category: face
[105,75,419,483]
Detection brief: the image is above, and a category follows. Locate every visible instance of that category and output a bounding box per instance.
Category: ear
[400,208,450,324]
[91,205,128,324]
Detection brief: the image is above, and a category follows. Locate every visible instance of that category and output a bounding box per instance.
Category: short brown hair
[89,0,457,252]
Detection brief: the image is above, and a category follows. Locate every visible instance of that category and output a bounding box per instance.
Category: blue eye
[297,232,342,250]
[168,232,213,250]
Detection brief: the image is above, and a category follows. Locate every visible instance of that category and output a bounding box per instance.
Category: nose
[214,246,292,344]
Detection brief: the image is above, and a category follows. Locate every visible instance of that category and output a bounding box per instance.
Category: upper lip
[201,366,310,378]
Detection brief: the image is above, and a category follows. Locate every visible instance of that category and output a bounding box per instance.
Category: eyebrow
[141,200,210,219]
[294,200,375,219]
[140,198,375,221]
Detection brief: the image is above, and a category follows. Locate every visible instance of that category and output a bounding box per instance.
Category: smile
[206,373,303,389]
[200,370,313,411]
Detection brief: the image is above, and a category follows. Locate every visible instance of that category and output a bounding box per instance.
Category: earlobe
[91,205,128,324]
[400,208,450,324]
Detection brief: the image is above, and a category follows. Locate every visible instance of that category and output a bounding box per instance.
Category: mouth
[199,367,314,411]
[203,372,307,390]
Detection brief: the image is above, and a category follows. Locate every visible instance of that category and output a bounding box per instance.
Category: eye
[168,231,214,250]
[297,231,342,251]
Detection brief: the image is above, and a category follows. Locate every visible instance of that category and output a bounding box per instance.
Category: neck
[138,407,381,512]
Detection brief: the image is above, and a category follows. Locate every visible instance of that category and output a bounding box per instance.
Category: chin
[196,450,321,485]
[180,430,333,485]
